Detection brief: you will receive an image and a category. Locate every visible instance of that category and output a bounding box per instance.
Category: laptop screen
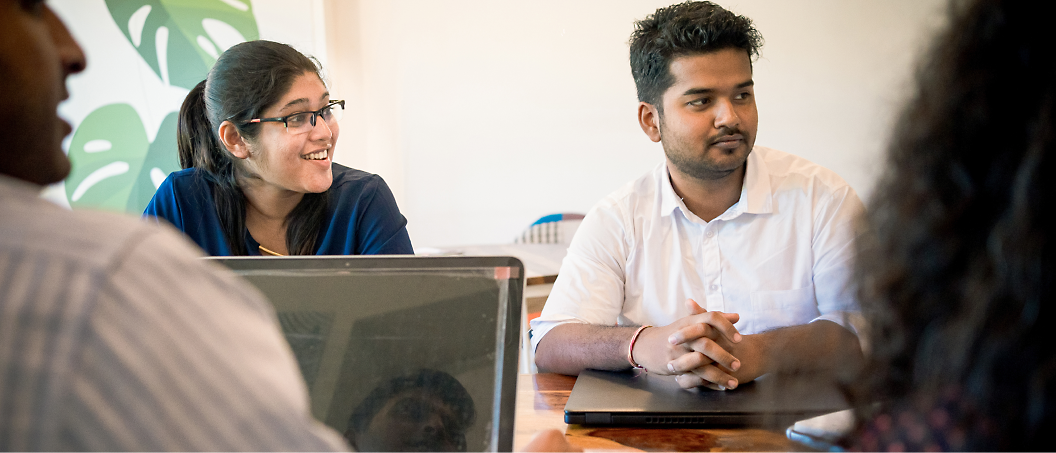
[211,256,523,452]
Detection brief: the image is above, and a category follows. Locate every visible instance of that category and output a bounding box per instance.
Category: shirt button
[706,231,714,238]
[710,284,718,291]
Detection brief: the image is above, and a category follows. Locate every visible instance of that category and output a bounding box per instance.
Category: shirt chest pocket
[748,286,820,331]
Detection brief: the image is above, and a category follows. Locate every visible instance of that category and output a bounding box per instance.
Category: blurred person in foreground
[0,1,575,451]
[845,0,1056,450]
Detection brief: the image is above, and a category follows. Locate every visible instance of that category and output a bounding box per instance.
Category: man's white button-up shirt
[530,146,865,352]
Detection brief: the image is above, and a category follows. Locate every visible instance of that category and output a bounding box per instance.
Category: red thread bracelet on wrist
[627,325,653,371]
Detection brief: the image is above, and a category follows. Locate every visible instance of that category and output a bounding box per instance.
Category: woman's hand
[521,429,582,452]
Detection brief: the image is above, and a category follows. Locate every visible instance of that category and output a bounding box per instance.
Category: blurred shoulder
[0,175,203,272]
[594,161,665,216]
[330,164,401,206]
[331,163,382,186]
[754,146,857,199]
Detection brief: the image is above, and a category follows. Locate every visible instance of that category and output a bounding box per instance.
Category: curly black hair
[850,0,1056,449]
[629,1,763,109]
[344,369,476,451]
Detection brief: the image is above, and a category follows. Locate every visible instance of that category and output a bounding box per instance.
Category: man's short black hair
[629,1,763,108]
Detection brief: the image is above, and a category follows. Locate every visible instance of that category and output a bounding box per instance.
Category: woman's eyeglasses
[242,100,345,134]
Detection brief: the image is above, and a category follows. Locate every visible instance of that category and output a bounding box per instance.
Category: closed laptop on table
[565,369,850,428]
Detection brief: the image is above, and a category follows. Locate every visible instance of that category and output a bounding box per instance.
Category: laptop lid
[211,255,523,452]
[564,369,849,428]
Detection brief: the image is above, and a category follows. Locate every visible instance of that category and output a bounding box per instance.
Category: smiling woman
[143,40,413,257]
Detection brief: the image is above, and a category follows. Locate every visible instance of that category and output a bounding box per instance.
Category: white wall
[326,0,948,248]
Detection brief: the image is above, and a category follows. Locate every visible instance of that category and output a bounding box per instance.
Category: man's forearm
[534,323,637,375]
[736,319,863,380]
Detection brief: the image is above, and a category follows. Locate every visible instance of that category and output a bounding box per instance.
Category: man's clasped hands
[633,299,767,391]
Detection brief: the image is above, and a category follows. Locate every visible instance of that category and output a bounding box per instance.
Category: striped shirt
[0,175,348,451]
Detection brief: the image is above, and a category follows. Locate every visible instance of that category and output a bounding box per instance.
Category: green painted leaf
[66,104,149,211]
[105,0,259,90]
[126,112,181,213]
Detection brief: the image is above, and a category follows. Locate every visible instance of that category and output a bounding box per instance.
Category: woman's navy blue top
[144,164,414,256]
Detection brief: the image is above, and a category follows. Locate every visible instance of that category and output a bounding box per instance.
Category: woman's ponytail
[177,80,221,171]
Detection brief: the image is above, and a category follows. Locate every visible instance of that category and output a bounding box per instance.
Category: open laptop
[564,369,850,428]
[211,255,523,452]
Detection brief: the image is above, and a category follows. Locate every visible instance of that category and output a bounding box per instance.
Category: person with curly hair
[846,0,1056,449]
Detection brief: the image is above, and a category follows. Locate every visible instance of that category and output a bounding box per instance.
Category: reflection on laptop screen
[212,256,523,452]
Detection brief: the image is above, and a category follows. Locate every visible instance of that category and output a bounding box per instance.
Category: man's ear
[638,102,662,143]
[218,121,250,159]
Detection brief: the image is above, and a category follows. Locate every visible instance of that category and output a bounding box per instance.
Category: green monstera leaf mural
[63,1,261,213]
[127,112,181,212]
[105,0,259,89]
[66,105,181,213]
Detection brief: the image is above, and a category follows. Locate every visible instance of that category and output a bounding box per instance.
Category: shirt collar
[658,148,774,219]
[740,148,774,215]
[659,164,686,217]
[0,174,45,199]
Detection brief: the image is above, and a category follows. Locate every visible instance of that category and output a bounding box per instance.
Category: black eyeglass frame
[240,99,345,130]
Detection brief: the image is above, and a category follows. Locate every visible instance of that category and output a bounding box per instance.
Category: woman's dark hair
[628,1,763,110]
[849,0,1056,449]
[344,369,476,451]
[177,40,328,255]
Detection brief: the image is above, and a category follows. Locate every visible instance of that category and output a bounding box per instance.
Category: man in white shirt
[531,1,864,390]
[0,2,578,450]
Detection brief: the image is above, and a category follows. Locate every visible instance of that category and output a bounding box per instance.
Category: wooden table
[513,373,804,452]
